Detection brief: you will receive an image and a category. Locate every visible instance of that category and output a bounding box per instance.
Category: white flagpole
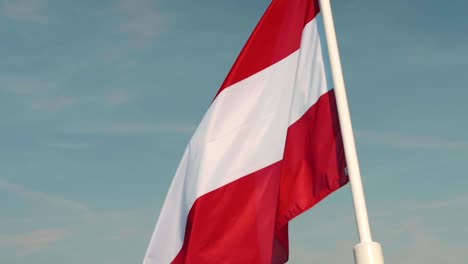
[318,0,384,263]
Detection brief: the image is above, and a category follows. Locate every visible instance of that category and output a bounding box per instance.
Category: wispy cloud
[293,192,468,235]
[46,141,91,150]
[356,130,468,150]
[0,177,151,250]
[289,193,468,264]
[71,122,196,135]
[301,215,468,264]
[0,181,76,255]
[0,74,57,95]
[0,0,50,23]
[377,216,468,264]
[0,228,68,255]
[0,178,89,214]
[31,96,78,112]
[375,194,468,218]
[115,0,169,46]
[106,90,131,106]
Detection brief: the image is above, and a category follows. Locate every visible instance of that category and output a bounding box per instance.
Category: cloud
[0,177,150,249]
[0,228,69,255]
[288,193,468,264]
[0,178,89,215]
[71,122,196,135]
[356,130,468,150]
[106,90,131,106]
[375,194,468,218]
[0,74,57,95]
[378,216,468,264]
[115,0,169,46]
[0,0,50,23]
[31,96,77,112]
[0,181,77,254]
[290,222,468,264]
[46,141,91,150]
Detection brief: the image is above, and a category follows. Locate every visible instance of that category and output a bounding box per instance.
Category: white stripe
[144,18,329,264]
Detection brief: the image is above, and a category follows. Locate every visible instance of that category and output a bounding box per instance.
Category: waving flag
[144,0,348,263]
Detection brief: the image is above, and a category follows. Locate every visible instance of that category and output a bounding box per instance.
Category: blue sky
[1,0,467,263]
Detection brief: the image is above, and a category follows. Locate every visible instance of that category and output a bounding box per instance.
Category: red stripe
[215,0,320,98]
[172,90,348,263]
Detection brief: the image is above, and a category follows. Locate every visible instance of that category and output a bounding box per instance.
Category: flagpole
[317,0,384,263]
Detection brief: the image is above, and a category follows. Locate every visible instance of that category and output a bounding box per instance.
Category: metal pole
[317,0,384,263]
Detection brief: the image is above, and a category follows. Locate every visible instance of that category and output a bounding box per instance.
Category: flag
[144,0,348,263]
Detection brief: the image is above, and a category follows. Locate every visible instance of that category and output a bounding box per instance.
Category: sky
[0,0,467,263]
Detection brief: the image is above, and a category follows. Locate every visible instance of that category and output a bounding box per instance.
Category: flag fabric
[144,0,348,263]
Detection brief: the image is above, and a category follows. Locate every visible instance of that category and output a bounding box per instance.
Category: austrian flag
[144,0,348,263]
